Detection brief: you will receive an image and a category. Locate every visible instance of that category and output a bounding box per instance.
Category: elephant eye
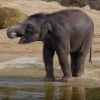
[25,24,34,35]
[27,24,33,30]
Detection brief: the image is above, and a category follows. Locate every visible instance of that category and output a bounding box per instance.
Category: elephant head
[7,13,52,43]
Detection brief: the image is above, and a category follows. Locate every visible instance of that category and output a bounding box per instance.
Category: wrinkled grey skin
[7,9,94,82]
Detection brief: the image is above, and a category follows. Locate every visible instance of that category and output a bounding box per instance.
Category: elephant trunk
[7,26,23,39]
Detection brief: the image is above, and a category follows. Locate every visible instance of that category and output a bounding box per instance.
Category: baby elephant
[7,9,94,82]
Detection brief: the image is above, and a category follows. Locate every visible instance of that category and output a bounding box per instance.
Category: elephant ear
[40,22,52,40]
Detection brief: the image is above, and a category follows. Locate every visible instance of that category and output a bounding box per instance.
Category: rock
[88,0,100,10]
[44,0,100,10]
[65,0,87,7]
[44,0,87,7]
[0,7,27,28]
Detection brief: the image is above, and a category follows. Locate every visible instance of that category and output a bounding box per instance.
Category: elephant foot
[61,76,72,82]
[76,71,84,77]
[75,67,85,77]
[71,68,76,77]
[44,75,55,82]
[72,73,76,77]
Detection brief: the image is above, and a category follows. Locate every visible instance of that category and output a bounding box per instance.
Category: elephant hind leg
[70,52,78,77]
[76,38,92,77]
[65,51,90,78]
[75,51,89,77]
[70,50,89,77]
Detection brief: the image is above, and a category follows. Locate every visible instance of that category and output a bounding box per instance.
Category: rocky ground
[0,0,100,87]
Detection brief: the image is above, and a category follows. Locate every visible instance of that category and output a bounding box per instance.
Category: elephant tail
[89,47,92,63]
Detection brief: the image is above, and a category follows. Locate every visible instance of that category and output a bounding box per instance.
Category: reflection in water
[71,87,85,100]
[0,86,100,100]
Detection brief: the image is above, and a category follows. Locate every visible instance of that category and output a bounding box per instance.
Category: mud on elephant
[7,9,94,82]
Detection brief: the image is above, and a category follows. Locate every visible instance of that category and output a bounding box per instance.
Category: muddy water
[0,85,100,100]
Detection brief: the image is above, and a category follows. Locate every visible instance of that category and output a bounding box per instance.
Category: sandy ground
[0,0,100,87]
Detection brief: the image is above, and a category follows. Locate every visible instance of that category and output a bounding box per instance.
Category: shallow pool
[0,85,100,100]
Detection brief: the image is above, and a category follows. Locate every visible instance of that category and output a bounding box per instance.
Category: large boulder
[88,0,100,10]
[44,0,100,10]
[69,0,100,10]
[0,7,27,28]
[60,0,87,7]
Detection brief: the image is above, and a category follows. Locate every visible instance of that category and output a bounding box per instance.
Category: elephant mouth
[18,34,38,44]
[18,35,26,44]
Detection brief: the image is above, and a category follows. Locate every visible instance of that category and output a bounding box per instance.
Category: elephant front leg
[43,44,55,81]
[56,48,72,82]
